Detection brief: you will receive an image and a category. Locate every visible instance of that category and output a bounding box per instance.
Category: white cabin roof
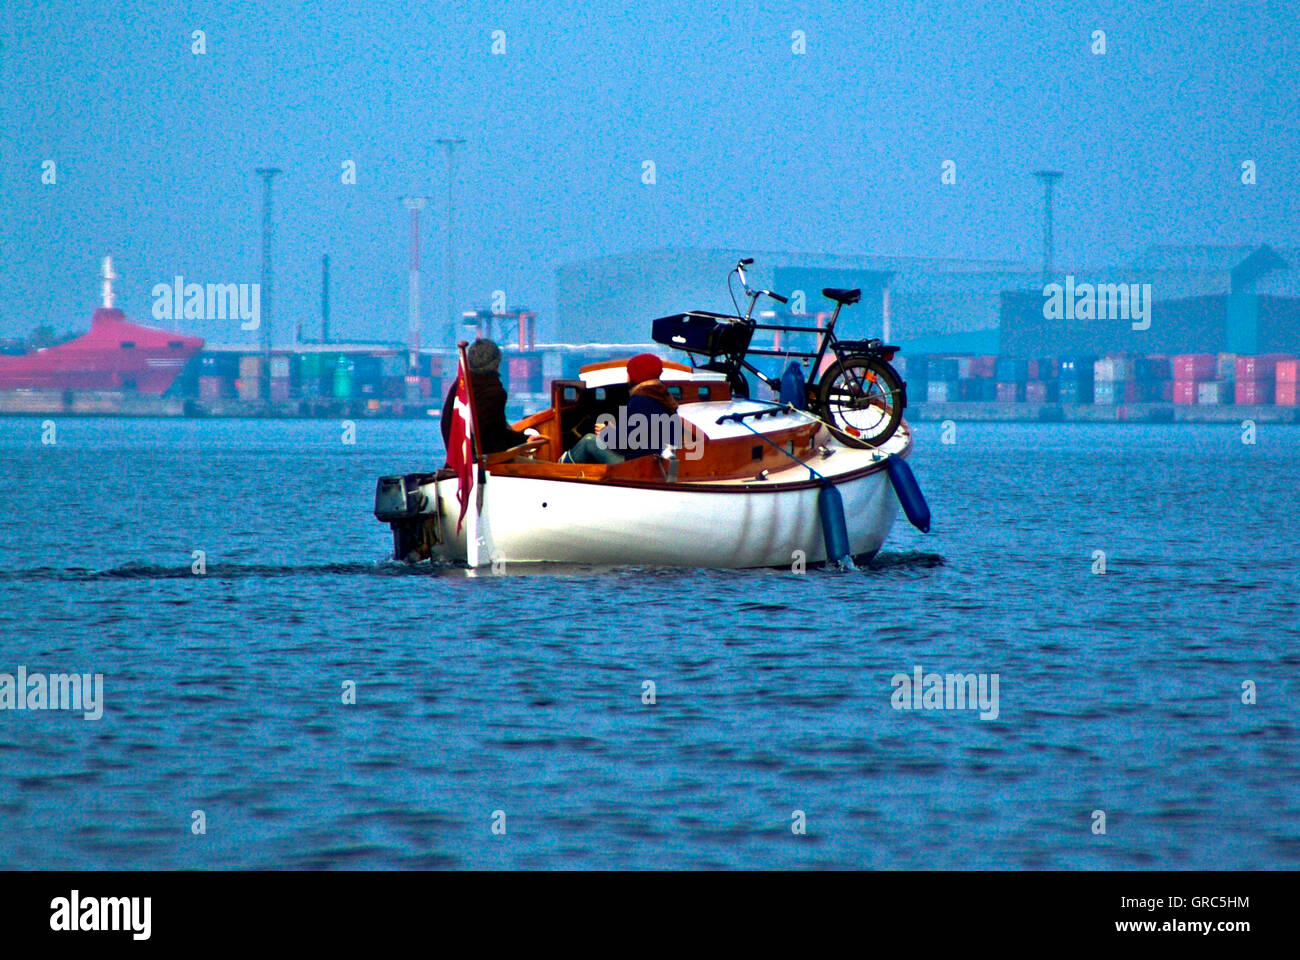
[677,399,818,441]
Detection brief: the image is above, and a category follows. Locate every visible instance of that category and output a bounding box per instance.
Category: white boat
[374,358,928,570]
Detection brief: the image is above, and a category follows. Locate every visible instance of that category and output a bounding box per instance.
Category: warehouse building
[999,244,1300,357]
[554,248,1031,353]
[557,244,1300,359]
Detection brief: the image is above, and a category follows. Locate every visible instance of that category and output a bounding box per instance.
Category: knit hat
[466,338,502,374]
[626,353,663,385]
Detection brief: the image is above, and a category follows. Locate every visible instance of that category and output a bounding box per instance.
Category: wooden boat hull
[426,442,902,569]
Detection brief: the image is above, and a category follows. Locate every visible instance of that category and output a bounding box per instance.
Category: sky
[1,0,1297,344]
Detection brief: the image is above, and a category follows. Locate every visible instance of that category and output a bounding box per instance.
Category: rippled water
[0,416,1297,869]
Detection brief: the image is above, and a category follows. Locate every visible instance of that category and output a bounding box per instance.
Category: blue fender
[780,361,808,410]
[886,455,931,533]
[818,482,851,564]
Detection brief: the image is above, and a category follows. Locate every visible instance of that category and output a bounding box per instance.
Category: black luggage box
[651,311,754,358]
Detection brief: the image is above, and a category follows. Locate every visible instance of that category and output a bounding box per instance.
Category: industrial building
[556,243,1300,361]
[555,248,1028,353]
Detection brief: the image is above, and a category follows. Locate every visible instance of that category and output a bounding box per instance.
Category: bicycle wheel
[815,355,904,445]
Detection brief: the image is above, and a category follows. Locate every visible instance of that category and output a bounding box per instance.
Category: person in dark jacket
[562,353,679,463]
[441,338,531,456]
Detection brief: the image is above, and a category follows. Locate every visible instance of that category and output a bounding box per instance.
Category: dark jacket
[441,371,529,456]
[602,380,680,460]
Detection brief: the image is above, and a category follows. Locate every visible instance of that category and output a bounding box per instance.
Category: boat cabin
[487,358,825,485]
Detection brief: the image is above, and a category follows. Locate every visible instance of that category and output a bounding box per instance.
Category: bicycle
[651,258,907,445]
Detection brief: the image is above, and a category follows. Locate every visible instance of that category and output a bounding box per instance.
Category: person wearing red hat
[561,353,679,464]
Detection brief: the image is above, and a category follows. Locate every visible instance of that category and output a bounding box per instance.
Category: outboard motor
[374,473,442,561]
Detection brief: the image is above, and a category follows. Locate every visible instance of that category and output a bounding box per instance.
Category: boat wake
[0,561,426,582]
[862,551,945,570]
[0,552,944,582]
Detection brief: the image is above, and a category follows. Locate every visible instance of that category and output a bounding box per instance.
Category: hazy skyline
[2,0,1297,344]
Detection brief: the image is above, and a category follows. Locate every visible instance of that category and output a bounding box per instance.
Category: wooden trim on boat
[579,358,694,374]
[481,423,913,494]
[484,453,893,494]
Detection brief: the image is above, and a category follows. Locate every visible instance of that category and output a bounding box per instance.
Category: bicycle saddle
[822,288,861,305]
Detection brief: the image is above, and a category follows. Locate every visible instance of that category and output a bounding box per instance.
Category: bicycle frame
[714,282,858,392]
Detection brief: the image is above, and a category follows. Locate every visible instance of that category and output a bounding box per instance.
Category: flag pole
[457,340,486,478]
[457,340,490,567]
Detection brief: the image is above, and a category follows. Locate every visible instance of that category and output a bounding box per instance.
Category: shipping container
[1234,380,1273,405]
[1277,360,1298,384]
[1276,381,1298,406]
[995,381,1024,402]
[299,376,327,399]
[238,355,264,381]
[269,355,292,379]
[1172,381,1198,405]
[1235,354,1297,381]
[200,353,240,377]
[969,356,997,378]
[1094,357,1134,382]
[1058,379,1093,403]
[332,358,355,398]
[927,357,960,381]
[235,377,261,401]
[298,353,326,378]
[1134,356,1171,381]
[1058,356,1096,381]
[1024,380,1058,403]
[508,355,543,395]
[353,355,384,386]
[382,376,407,399]
[1215,353,1237,381]
[198,375,232,400]
[269,379,291,401]
[1197,381,1229,405]
[1094,380,1141,404]
[960,378,996,402]
[926,380,957,403]
[994,358,1028,382]
[381,353,408,378]
[1173,354,1215,381]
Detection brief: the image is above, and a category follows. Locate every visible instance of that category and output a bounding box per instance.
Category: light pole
[1032,170,1063,283]
[435,138,467,351]
[401,196,430,374]
[255,166,282,396]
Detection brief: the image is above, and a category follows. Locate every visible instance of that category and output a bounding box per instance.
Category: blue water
[0,416,1297,869]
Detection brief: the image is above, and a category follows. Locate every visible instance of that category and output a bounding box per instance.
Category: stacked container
[1092,356,1134,405]
[994,357,1027,401]
[1172,353,1215,405]
[1058,355,1095,404]
[1233,354,1289,406]
[236,355,263,400]
[508,354,544,395]
[926,357,959,403]
[331,356,355,399]
[1197,381,1230,405]
[1277,360,1298,406]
